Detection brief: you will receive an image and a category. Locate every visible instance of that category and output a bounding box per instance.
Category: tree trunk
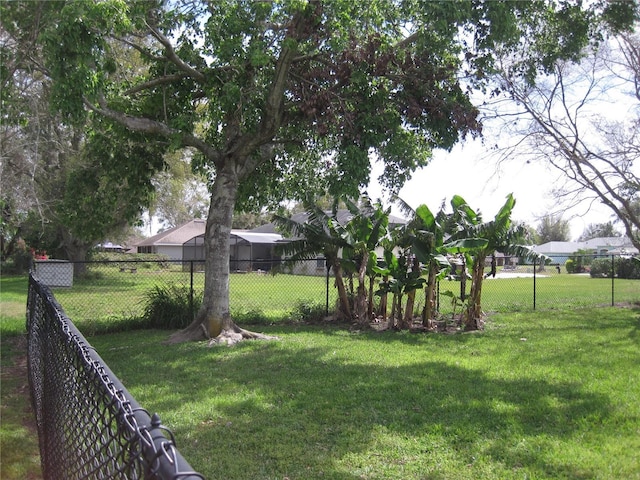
[460,257,467,301]
[403,289,415,329]
[389,293,398,329]
[422,263,437,327]
[402,256,420,328]
[167,167,275,344]
[367,275,375,319]
[392,292,403,329]
[61,231,90,277]
[354,251,369,326]
[465,254,486,331]
[378,275,388,322]
[332,261,352,320]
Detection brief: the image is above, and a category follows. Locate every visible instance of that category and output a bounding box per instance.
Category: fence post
[190,260,195,319]
[533,258,537,310]
[611,254,615,307]
[325,261,330,317]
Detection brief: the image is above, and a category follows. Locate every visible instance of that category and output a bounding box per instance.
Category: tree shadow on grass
[109,338,614,480]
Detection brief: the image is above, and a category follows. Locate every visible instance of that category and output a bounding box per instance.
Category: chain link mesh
[26,272,205,480]
[30,256,638,330]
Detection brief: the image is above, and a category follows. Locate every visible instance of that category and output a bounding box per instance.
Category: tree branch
[234,6,320,178]
[85,96,222,166]
[124,73,190,95]
[145,21,206,82]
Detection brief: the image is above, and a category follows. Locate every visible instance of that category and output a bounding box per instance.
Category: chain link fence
[32,256,639,331]
[32,259,337,332]
[24,255,638,478]
[26,272,205,480]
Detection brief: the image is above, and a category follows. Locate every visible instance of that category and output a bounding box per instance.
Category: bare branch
[491,35,640,249]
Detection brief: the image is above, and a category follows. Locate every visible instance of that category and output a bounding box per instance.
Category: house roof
[135,219,206,247]
[251,210,407,234]
[136,220,284,247]
[532,241,584,254]
[582,236,631,249]
[533,237,636,255]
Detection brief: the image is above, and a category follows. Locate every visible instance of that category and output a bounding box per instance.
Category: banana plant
[449,194,544,330]
[396,198,486,327]
[273,199,353,320]
[334,197,390,325]
[274,195,390,324]
[373,240,420,329]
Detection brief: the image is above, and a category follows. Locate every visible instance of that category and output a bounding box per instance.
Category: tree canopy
[0,1,167,267]
[536,214,572,243]
[8,0,636,341]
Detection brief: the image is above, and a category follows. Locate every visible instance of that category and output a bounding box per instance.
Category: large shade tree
[494,28,640,250]
[32,0,636,343]
[1,1,166,271]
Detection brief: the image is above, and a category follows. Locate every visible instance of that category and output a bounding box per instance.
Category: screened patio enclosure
[182,231,284,272]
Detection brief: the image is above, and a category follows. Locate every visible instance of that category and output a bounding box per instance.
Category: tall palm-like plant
[338,197,390,325]
[273,196,389,324]
[396,198,486,327]
[374,235,415,329]
[273,199,353,319]
[450,194,541,330]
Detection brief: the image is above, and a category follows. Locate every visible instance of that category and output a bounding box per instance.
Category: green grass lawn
[2,273,639,479]
[5,266,638,335]
[86,306,640,480]
[0,275,41,479]
[0,276,28,336]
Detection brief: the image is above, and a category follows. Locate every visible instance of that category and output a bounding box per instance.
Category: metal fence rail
[26,272,205,480]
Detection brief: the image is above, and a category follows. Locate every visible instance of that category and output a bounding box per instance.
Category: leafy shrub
[565,259,576,274]
[568,250,592,273]
[289,301,326,323]
[590,258,613,278]
[616,257,640,279]
[590,257,640,279]
[142,284,200,329]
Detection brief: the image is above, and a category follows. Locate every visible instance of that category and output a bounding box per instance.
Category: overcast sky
[367,137,617,242]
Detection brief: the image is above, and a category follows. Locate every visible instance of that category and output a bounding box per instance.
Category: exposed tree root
[208,326,278,346]
[166,320,278,346]
[165,321,207,344]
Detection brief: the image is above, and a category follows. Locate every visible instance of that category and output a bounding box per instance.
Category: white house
[135,219,207,259]
[135,219,284,270]
[532,237,638,264]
